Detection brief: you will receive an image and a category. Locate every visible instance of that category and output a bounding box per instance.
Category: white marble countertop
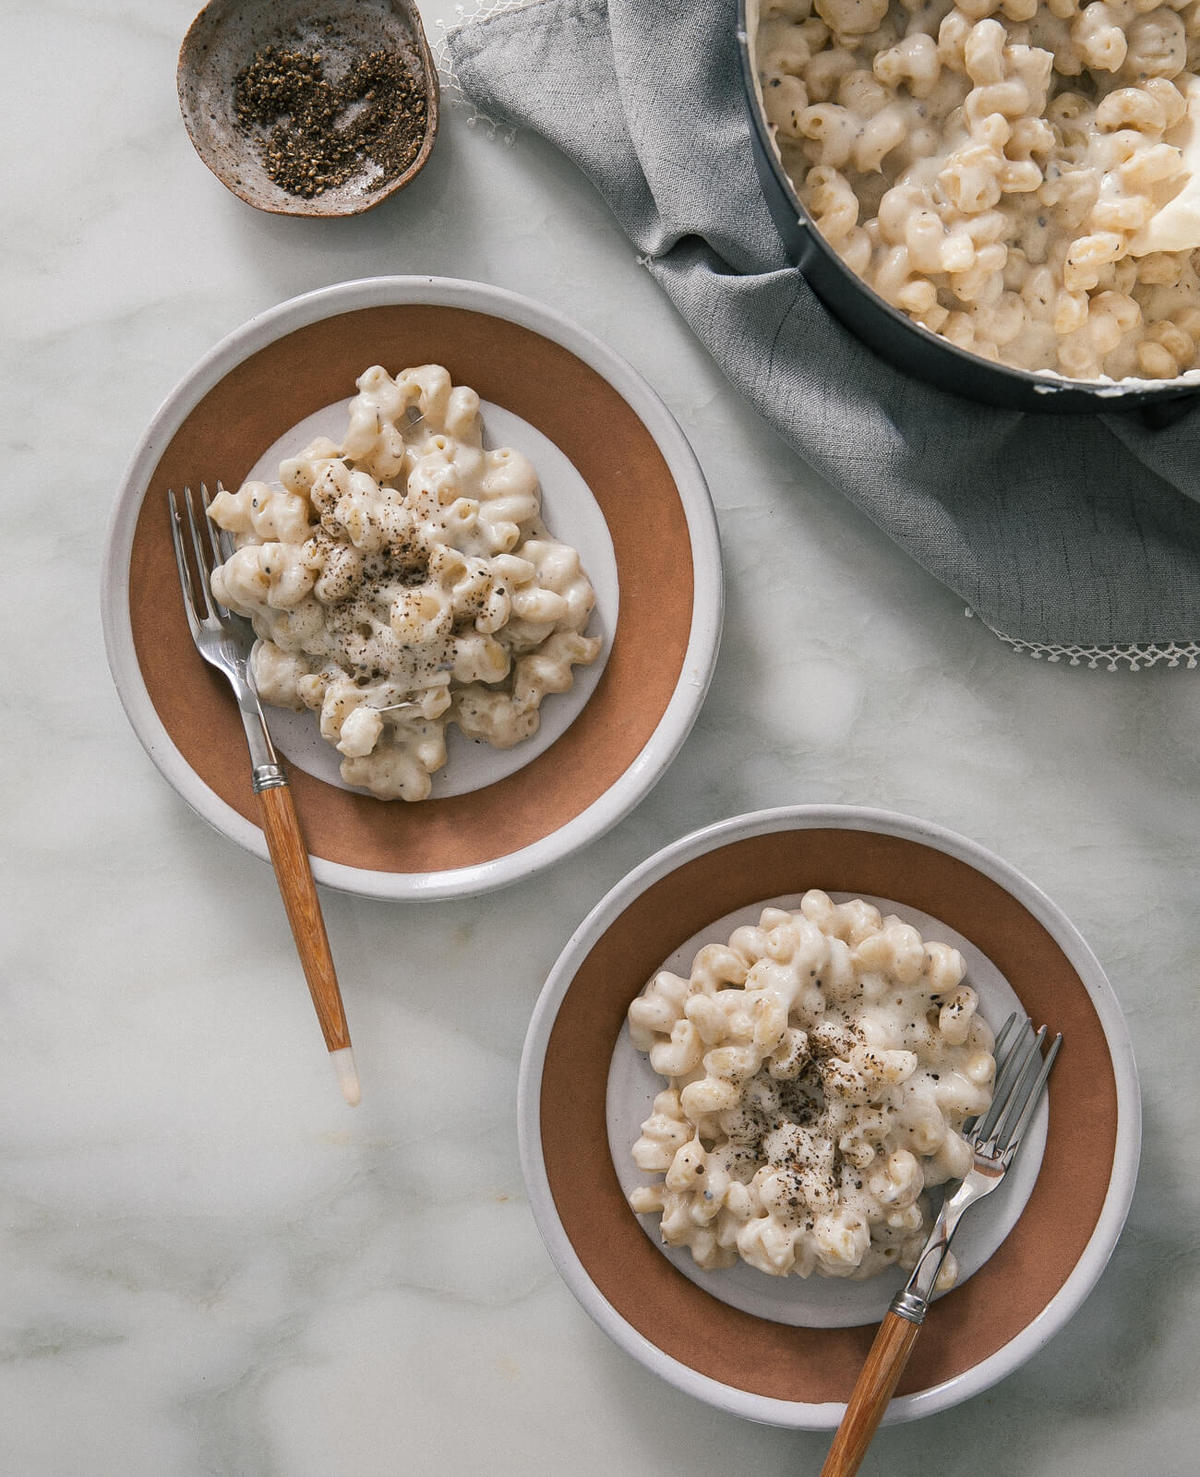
[5,1,1200,1472]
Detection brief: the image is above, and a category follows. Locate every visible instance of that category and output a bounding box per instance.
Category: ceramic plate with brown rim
[518,804,1140,1427]
[101,276,722,899]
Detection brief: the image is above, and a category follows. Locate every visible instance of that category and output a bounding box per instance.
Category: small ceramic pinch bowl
[178,0,438,217]
[519,805,1141,1427]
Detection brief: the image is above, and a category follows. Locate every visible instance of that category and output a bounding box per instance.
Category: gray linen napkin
[445,0,1200,663]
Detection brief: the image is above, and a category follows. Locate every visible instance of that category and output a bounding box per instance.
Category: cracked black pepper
[233,27,427,198]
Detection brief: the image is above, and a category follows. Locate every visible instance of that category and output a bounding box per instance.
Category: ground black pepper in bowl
[233,29,427,199]
[178,0,439,217]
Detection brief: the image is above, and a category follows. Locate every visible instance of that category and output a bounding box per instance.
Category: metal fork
[820,1013,1061,1476]
[168,484,359,1106]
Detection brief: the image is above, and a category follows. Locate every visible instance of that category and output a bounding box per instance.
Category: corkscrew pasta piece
[756,0,1200,379]
[627,892,996,1283]
[207,364,601,801]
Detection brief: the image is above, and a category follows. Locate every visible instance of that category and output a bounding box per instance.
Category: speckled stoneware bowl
[178,0,438,218]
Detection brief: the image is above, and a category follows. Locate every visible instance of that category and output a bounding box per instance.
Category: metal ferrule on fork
[890,1288,930,1325]
[890,1191,963,1324]
[237,699,286,792]
[889,1014,1062,1327]
[231,651,287,792]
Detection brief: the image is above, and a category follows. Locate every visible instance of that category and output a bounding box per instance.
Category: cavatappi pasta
[755,0,1200,380]
[207,364,601,801]
[626,892,996,1284]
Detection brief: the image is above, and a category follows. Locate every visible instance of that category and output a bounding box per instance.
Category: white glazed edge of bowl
[99,275,724,900]
[517,803,1143,1429]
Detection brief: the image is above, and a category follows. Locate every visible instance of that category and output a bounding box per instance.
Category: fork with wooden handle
[820,1014,1060,1476]
[168,484,360,1106]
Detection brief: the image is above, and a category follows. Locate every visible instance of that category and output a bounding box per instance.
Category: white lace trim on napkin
[966,611,1199,669]
[434,1,539,133]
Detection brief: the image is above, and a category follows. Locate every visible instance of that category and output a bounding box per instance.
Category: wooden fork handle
[256,781,351,1056]
[819,1311,923,1477]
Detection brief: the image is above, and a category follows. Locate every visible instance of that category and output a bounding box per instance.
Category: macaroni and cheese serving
[626,891,996,1284]
[755,0,1200,380]
[207,364,601,800]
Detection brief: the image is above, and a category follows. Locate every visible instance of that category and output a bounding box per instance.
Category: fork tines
[970,1013,1062,1158]
[168,483,224,618]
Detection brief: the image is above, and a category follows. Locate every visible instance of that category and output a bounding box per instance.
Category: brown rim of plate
[538,826,1119,1405]
[128,303,694,874]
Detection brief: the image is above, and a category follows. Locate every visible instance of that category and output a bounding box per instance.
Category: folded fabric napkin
[444,0,1200,665]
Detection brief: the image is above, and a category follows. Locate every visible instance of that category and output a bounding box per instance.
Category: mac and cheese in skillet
[626,891,996,1284]
[207,364,601,801]
[756,0,1200,379]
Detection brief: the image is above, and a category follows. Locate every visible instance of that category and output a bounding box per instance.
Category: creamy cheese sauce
[756,0,1200,381]
[626,892,996,1284]
[207,364,601,801]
